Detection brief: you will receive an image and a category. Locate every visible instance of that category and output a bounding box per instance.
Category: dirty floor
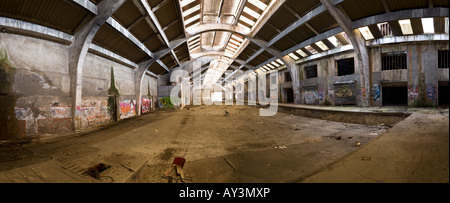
[0,105,447,183]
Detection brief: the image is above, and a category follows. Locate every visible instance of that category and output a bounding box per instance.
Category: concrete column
[281,56,301,104]
[320,0,370,107]
[69,0,126,130]
[135,59,156,116]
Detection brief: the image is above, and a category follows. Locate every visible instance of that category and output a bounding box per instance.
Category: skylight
[248,0,268,10]
[315,41,330,51]
[422,18,435,34]
[398,19,414,35]
[327,36,340,47]
[296,49,308,57]
[305,45,318,55]
[288,53,300,60]
[358,26,374,40]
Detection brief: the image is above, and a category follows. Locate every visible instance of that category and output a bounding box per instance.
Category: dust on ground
[1,105,393,183]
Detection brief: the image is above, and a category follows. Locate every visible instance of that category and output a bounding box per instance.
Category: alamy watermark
[169,62,279,116]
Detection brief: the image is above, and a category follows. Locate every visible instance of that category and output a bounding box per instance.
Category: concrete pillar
[320,0,370,107]
[281,56,302,104]
[135,59,156,116]
[69,0,126,130]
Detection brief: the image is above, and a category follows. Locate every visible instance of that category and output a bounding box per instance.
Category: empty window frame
[336,58,355,76]
[305,65,318,79]
[285,72,292,82]
[382,52,407,70]
[438,50,449,69]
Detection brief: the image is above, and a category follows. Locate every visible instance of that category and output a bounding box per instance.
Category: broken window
[336,58,355,76]
[382,52,407,70]
[378,22,393,37]
[438,50,449,69]
[305,65,318,79]
[285,72,292,82]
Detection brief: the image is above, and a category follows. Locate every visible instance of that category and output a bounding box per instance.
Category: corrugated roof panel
[387,0,428,12]
[340,0,385,21]
[93,24,149,63]
[0,0,88,34]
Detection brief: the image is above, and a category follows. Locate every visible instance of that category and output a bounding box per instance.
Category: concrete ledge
[277,104,411,126]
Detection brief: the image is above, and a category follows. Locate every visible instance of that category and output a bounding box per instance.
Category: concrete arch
[185,23,252,39]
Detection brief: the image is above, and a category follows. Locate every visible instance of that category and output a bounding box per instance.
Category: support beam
[320,0,370,107]
[139,0,181,68]
[69,0,126,130]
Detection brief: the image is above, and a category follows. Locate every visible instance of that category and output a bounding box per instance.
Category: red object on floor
[173,157,186,168]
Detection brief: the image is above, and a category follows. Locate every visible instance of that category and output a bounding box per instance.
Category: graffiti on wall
[408,87,419,102]
[303,86,319,105]
[142,98,151,114]
[318,91,325,104]
[120,100,136,119]
[371,84,381,102]
[159,97,174,108]
[76,99,109,128]
[334,82,357,105]
[15,106,73,135]
[426,86,437,102]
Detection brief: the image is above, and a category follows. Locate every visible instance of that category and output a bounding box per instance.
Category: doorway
[382,86,408,106]
[439,84,449,107]
[285,88,294,103]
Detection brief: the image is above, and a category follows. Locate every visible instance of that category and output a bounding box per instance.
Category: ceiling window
[422,18,435,34]
[358,26,375,40]
[315,41,330,51]
[305,45,318,55]
[398,19,414,35]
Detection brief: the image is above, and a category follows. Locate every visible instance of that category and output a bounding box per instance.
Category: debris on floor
[83,163,111,180]
[164,157,187,183]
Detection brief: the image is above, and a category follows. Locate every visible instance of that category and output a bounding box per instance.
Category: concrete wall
[370,42,449,106]
[284,41,449,107]
[1,33,72,138]
[296,51,362,106]
[0,33,158,140]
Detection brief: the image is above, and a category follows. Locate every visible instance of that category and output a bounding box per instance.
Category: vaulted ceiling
[0,0,448,83]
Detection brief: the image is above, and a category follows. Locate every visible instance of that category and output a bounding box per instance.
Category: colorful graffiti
[303,90,319,105]
[159,97,174,108]
[334,83,357,105]
[318,91,325,104]
[120,100,136,119]
[426,86,437,102]
[142,98,151,114]
[371,84,381,102]
[408,87,419,102]
[15,106,74,135]
[76,99,109,128]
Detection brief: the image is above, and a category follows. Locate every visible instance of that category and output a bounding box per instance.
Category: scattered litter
[223,157,236,172]
[369,132,378,136]
[362,157,372,161]
[274,145,287,149]
[355,142,361,147]
[154,129,159,133]
[164,157,187,182]
[83,163,111,180]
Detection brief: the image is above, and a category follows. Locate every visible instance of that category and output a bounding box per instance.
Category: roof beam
[320,0,370,107]
[71,0,97,14]
[139,0,181,67]
[69,0,126,129]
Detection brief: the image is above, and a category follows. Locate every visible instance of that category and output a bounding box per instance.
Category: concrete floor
[0,105,448,183]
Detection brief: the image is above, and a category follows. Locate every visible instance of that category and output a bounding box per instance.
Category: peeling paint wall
[0,33,158,140]
[1,33,72,138]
